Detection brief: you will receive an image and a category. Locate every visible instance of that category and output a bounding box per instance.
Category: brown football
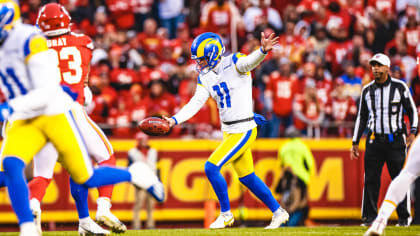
[139,117,170,136]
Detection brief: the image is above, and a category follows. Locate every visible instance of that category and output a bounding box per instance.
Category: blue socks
[204,161,230,212]
[69,178,90,219]
[71,166,131,219]
[2,157,33,224]
[0,171,7,188]
[239,172,280,212]
[83,166,131,188]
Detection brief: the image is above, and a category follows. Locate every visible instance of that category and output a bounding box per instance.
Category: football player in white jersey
[0,1,164,235]
[164,32,289,229]
[28,3,126,235]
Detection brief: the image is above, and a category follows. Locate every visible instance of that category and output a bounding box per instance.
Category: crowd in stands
[18,0,420,139]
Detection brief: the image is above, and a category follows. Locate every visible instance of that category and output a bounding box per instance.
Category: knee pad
[204,161,220,177]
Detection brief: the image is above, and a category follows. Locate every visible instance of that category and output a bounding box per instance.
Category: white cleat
[364,218,387,236]
[30,198,42,234]
[265,208,289,229]
[20,222,41,236]
[209,213,235,229]
[129,162,165,202]
[78,218,110,236]
[96,209,127,233]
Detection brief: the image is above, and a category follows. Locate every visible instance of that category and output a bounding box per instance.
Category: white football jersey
[0,23,74,120]
[198,54,257,133]
[173,48,267,133]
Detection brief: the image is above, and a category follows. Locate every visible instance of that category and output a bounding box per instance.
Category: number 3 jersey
[46,32,93,105]
[0,23,74,120]
[173,49,267,133]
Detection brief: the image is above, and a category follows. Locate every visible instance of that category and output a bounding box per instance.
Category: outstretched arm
[235,33,279,73]
[164,84,210,127]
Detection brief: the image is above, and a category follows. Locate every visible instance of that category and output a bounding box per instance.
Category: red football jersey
[266,71,298,116]
[47,32,93,105]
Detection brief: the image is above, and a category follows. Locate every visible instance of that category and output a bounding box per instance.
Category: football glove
[0,102,13,122]
[254,113,268,126]
[61,85,78,101]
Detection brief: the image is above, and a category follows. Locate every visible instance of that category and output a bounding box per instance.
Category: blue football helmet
[0,0,20,43]
[190,32,225,74]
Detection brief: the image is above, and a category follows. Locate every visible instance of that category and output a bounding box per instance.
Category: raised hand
[261,32,279,53]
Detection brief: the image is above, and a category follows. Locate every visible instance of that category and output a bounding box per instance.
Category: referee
[351,53,418,226]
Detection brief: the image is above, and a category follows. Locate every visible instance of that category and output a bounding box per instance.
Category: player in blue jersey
[164,32,289,229]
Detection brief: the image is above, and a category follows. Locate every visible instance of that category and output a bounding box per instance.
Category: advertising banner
[0,138,394,223]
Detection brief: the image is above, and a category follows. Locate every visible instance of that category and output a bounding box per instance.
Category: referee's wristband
[410,128,417,136]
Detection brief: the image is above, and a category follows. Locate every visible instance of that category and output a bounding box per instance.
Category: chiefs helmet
[36,3,71,37]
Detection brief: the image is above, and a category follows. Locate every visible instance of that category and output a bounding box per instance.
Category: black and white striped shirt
[352,75,418,145]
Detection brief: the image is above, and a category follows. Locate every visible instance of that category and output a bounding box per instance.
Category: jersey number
[212,82,231,108]
[51,46,83,84]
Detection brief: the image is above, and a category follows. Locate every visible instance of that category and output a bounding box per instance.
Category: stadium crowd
[18,0,420,139]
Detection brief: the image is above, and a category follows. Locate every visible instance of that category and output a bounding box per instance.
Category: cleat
[96,210,127,233]
[265,208,289,229]
[20,222,41,236]
[96,197,127,233]
[209,213,234,229]
[364,218,387,236]
[146,182,165,203]
[30,198,42,234]
[129,162,165,202]
[78,218,110,236]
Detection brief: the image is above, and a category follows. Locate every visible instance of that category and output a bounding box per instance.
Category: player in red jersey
[29,3,126,234]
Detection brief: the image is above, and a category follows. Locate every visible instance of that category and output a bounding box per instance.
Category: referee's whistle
[370,133,375,140]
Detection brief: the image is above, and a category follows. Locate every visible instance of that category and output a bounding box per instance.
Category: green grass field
[1,226,420,236]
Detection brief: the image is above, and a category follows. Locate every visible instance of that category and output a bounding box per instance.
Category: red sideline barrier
[0,138,396,223]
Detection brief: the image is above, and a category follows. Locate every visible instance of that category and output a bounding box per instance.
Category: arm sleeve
[401,83,418,134]
[172,85,210,124]
[352,88,369,145]
[9,48,62,113]
[233,48,267,73]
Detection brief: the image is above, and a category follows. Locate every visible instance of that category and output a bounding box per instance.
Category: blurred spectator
[20,0,42,25]
[275,126,315,226]
[262,58,298,137]
[299,63,332,105]
[323,1,353,38]
[391,65,407,82]
[402,7,419,57]
[129,132,157,229]
[132,0,156,33]
[128,84,148,125]
[137,18,163,54]
[200,0,244,51]
[107,97,132,138]
[243,0,283,34]
[106,0,134,30]
[325,26,353,77]
[276,21,306,65]
[324,78,357,137]
[340,60,363,102]
[158,0,185,39]
[143,79,177,118]
[307,23,330,61]
[293,79,325,137]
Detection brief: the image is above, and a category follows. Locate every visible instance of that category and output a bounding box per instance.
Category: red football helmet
[36,3,71,37]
